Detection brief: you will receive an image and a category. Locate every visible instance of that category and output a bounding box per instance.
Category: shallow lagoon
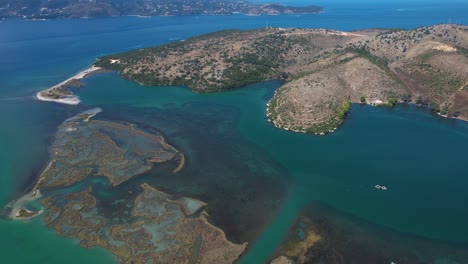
[2,2,468,263]
[77,74,468,263]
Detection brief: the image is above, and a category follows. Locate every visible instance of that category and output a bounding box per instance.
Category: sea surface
[1,1,468,263]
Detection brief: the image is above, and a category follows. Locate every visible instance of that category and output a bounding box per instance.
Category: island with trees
[90,24,468,134]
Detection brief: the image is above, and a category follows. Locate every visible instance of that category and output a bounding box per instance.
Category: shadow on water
[74,76,468,263]
[275,202,468,264]
[57,102,291,244]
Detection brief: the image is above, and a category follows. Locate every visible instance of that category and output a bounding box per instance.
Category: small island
[5,189,43,220]
[89,24,468,134]
[15,208,39,218]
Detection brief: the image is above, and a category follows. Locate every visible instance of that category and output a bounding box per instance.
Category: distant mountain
[244,4,323,15]
[0,0,323,19]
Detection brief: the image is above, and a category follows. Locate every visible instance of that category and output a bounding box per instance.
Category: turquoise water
[1,2,468,263]
[78,76,468,263]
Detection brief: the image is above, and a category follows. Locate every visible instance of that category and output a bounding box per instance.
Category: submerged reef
[271,204,468,264]
[14,108,245,263]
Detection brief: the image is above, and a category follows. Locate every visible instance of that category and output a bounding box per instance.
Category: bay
[1,1,468,263]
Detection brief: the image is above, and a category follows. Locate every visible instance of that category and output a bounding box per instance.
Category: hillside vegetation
[96,28,363,91]
[96,24,468,134]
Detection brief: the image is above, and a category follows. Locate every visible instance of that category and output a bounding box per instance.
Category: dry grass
[96,24,468,133]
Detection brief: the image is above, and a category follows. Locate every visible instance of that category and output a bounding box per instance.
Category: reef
[271,204,468,264]
[271,215,321,264]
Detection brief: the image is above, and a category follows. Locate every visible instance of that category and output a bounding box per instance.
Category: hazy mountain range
[0,0,323,19]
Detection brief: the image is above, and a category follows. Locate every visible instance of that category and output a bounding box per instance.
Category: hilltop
[91,24,467,134]
[0,0,322,19]
[96,28,365,91]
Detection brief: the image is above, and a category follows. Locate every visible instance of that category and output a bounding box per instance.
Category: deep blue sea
[1,1,468,263]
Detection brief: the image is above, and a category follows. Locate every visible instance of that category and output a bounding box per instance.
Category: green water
[0,218,115,263]
[0,101,114,263]
[2,9,468,262]
[74,73,468,263]
[2,69,468,263]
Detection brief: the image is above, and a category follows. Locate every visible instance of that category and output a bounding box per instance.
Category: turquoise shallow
[1,1,468,263]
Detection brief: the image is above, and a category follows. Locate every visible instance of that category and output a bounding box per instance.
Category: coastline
[7,108,104,221]
[8,109,105,219]
[266,98,468,136]
[92,24,467,137]
[35,92,80,105]
[437,112,468,122]
[6,190,43,220]
[35,66,102,105]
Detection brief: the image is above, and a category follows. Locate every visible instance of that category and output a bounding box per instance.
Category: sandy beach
[35,92,81,105]
[7,190,43,220]
[36,66,102,105]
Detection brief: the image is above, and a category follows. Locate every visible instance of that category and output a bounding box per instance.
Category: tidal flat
[76,74,468,264]
[7,69,468,264]
[2,6,468,263]
[13,109,250,263]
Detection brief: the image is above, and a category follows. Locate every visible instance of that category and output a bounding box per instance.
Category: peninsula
[90,24,468,134]
[36,66,103,105]
[0,0,323,19]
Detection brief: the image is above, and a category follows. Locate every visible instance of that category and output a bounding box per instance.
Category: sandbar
[36,66,102,105]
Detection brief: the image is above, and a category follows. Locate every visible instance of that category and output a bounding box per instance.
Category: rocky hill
[96,28,364,91]
[0,0,322,19]
[268,24,468,134]
[95,24,468,134]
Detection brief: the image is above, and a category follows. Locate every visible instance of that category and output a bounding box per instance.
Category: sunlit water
[1,2,468,263]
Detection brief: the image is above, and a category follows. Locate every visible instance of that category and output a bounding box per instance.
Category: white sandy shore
[36,66,102,105]
[35,92,80,105]
[7,190,43,220]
